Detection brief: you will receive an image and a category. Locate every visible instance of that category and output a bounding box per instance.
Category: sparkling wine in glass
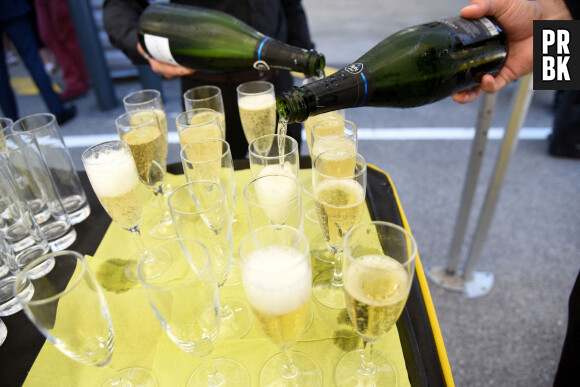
[183,86,226,138]
[239,225,322,386]
[236,81,276,145]
[312,150,367,309]
[335,221,417,386]
[115,110,174,240]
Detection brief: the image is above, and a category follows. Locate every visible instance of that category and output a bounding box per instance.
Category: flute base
[145,214,175,240]
[188,358,249,387]
[312,269,346,309]
[334,349,397,387]
[260,351,322,387]
[217,298,253,340]
[102,367,157,387]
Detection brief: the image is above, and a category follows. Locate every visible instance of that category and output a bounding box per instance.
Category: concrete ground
[3,1,579,386]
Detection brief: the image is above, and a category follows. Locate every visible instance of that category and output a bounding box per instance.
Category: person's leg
[36,0,89,99]
[5,13,75,123]
[0,28,19,120]
[549,90,580,158]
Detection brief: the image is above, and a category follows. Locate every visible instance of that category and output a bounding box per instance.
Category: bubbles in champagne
[238,94,276,142]
[84,149,140,197]
[242,246,310,315]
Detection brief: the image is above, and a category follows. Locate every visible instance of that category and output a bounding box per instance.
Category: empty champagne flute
[312,150,367,309]
[236,81,276,145]
[180,138,241,287]
[243,174,302,230]
[14,250,157,386]
[176,108,224,148]
[115,110,174,240]
[139,238,249,386]
[336,221,417,386]
[168,181,253,339]
[82,141,168,282]
[239,225,322,386]
[183,86,226,138]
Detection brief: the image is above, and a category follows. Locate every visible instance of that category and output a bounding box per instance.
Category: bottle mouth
[276,87,310,124]
[307,51,326,78]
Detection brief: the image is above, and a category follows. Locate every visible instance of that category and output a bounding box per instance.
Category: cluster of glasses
[7,79,419,386]
[0,114,89,345]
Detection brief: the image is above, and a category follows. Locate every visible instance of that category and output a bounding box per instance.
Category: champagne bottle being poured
[138,3,325,77]
[277,16,507,123]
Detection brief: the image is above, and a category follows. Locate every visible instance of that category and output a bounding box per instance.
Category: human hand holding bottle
[452,0,572,104]
[137,42,195,78]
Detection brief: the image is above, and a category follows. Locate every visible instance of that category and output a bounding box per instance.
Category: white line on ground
[63,127,551,148]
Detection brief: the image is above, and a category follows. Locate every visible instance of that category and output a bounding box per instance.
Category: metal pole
[66,0,118,110]
[426,92,498,292]
[462,73,534,298]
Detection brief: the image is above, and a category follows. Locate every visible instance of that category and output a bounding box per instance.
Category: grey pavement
[4,1,580,386]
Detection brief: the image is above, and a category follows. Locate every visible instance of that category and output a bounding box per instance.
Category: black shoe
[56,105,77,125]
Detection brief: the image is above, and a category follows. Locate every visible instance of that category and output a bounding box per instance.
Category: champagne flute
[304,110,346,157]
[336,221,417,386]
[123,90,173,211]
[183,86,226,138]
[248,134,299,178]
[239,225,322,386]
[180,138,241,287]
[312,150,367,309]
[82,141,168,282]
[176,108,224,148]
[168,181,253,340]
[115,110,174,240]
[311,118,358,161]
[236,81,276,145]
[139,238,249,386]
[309,118,358,264]
[243,174,302,230]
[14,250,157,386]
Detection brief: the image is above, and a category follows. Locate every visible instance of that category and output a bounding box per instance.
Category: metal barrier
[427,73,535,298]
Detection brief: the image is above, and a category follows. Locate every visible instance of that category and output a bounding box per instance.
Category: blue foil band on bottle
[257,37,270,61]
[358,72,368,106]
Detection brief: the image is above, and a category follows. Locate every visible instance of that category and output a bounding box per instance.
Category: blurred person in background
[0,0,76,124]
[103,0,316,159]
[34,0,90,102]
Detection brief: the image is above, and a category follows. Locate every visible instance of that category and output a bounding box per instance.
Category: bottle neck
[256,38,325,77]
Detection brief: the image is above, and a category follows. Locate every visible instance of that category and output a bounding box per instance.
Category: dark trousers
[0,12,64,120]
[180,71,302,160]
[35,0,89,93]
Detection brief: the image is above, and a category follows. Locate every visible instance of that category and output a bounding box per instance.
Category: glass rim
[180,138,230,164]
[248,134,298,160]
[175,108,220,129]
[238,224,310,267]
[344,221,418,269]
[14,250,87,307]
[183,85,222,102]
[138,238,212,290]
[312,149,367,180]
[236,80,274,96]
[311,118,358,139]
[82,140,131,165]
[122,89,162,107]
[168,180,227,216]
[115,110,159,130]
[12,113,55,134]
[243,174,302,208]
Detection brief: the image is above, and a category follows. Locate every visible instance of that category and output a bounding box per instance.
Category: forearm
[103,0,149,65]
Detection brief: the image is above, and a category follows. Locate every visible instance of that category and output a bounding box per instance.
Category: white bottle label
[143,34,178,65]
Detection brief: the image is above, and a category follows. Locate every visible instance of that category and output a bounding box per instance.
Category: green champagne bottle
[277,16,507,123]
[138,3,325,77]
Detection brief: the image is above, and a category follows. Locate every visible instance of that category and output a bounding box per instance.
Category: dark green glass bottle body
[138,3,325,76]
[277,16,507,123]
